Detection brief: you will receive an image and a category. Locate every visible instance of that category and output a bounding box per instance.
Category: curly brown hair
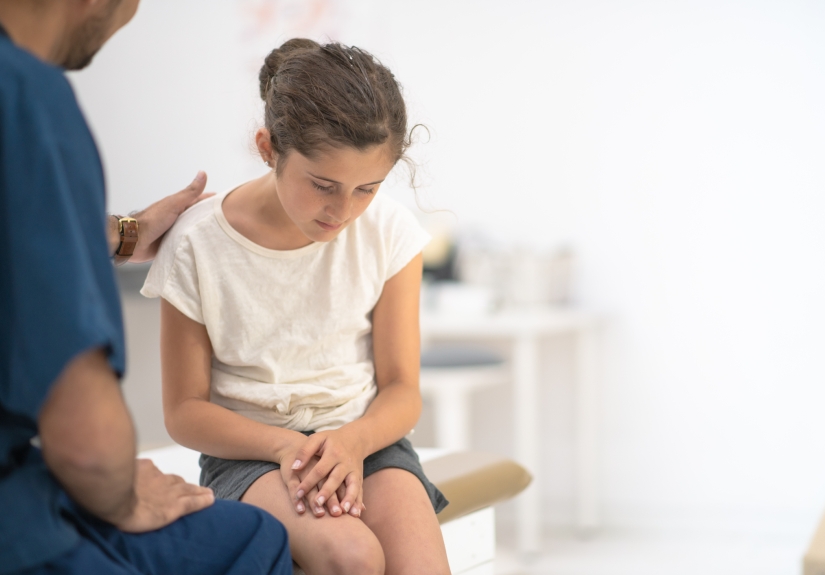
[259,38,410,173]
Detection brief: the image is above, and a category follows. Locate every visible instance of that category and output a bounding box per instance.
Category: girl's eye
[312,182,334,193]
[357,187,375,195]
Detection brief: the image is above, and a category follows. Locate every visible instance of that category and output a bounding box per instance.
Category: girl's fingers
[295,457,336,499]
[288,453,320,503]
[281,467,306,513]
[312,465,347,507]
[324,490,343,516]
[341,473,363,517]
[291,434,324,471]
[307,485,325,517]
[336,483,347,512]
[351,488,365,518]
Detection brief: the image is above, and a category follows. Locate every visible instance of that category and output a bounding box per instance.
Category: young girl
[141,39,451,574]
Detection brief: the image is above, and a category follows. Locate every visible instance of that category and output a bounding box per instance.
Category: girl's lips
[316,220,342,231]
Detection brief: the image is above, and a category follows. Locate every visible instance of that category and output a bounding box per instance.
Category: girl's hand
[291,428,366,518]
[278,438,355,518]
[283,456,354,517]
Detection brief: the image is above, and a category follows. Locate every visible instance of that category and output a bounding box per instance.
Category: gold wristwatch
[113,216,138,266]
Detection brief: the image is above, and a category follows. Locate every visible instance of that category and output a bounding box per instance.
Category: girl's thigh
[241,470,384,575]
[361,468,450,575]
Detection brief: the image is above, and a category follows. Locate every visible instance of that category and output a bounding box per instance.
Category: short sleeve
[0,75,124,420]
[141,233,205,324]
[383,200,432,280]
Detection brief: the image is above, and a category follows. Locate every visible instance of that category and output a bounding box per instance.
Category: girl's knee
[323,530,385,575]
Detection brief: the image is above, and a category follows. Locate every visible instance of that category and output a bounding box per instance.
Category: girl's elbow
[162,404,188,443]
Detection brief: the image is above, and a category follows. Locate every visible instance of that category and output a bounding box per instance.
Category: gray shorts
[199,435,449,514]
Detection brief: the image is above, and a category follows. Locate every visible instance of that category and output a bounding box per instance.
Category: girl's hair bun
[259,38,320,100]
[258,37,411,173]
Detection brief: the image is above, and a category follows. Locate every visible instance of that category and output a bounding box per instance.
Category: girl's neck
[223,173,313,251]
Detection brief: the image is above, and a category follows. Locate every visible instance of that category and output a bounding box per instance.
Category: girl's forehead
[291,144,396,179]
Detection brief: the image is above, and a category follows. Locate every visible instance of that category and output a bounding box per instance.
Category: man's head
[0,0,140,69]
[59,0,140,70]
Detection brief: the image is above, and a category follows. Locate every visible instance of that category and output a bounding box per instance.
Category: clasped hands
[280,428,366,519]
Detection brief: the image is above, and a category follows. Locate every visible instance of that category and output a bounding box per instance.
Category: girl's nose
[326,194,352,222]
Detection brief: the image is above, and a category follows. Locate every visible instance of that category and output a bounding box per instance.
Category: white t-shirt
[141,191,430,432]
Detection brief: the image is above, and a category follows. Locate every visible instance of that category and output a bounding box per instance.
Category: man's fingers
[135,458,161,474]
[168,172,209,211]
[185,192,216,210]
[175,488,215,518]
[182,171,207,196]
[173,481,211,496]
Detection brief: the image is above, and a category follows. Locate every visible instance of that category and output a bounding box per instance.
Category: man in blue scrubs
[0,1,291,573]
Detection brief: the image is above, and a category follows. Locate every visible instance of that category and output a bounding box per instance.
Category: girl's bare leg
[360,468,450,575]
[241,470,385,575]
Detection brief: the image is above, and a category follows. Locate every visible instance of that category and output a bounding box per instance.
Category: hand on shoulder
[112,172,215,264]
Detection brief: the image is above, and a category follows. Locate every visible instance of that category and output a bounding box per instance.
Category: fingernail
[332,506,341,514]
[316,496,325,505]
[296,502,305,512]
[291,460,302,470]
[343,502,351,512]
[296,489,304,499]
[194,171,206,182]
[315,507,324,515]
[353,508,360,517]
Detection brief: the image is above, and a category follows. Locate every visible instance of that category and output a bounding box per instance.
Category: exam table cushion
[422,451,532,524]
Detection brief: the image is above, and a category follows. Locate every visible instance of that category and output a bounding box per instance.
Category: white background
[70,0,825,539]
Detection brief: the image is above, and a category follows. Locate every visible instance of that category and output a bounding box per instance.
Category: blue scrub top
[0,24,126,574]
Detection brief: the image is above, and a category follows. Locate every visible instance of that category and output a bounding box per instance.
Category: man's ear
[255,128,276,167]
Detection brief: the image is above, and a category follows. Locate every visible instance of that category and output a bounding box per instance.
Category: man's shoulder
[0,37,71,107]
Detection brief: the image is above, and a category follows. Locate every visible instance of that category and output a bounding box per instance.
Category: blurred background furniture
[141,444,531,575]
[420,306,601,554]
[419,344,509,451]
[805,510,825,575]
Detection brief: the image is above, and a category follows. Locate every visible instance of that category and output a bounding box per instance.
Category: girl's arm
[290,253,424,511]
[159,298,307,464]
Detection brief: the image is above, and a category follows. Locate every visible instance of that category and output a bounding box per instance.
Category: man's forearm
[107,213,120,256]
[39,349,138,524]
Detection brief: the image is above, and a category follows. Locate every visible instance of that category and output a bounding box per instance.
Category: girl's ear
[255,128,276,167]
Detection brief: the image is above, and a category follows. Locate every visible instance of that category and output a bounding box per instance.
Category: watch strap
[113,216,138,266]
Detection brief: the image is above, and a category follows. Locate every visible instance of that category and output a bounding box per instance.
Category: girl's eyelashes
[311,181,376,195]
[311,181,334,193]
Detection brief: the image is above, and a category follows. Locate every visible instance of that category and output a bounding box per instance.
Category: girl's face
[273,144,396,243]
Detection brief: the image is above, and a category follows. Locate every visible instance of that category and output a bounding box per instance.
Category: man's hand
[128,171,214,263]
[116,459,215,533]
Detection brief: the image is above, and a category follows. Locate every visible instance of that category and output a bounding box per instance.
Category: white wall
[70,0,825,538]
